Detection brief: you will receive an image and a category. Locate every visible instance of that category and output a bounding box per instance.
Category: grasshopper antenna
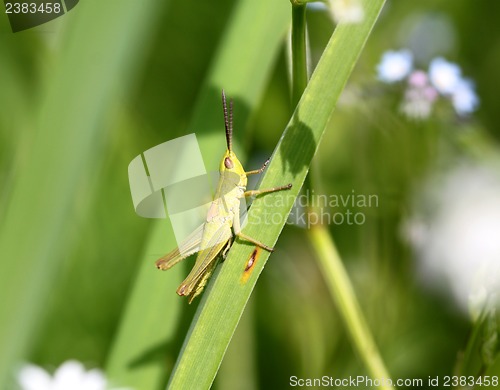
[222,89,232,152]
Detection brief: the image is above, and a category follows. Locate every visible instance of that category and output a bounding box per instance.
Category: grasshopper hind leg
[183,241,231,302]
[184,259,220,304]
[221,239,233,261]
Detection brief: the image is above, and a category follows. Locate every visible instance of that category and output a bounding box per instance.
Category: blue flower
[451,78,479,116]
[428,57,462,94]
[376,49,413,83]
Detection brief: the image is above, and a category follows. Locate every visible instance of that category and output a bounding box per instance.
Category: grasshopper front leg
[245,158,270,176]
[244,158,292,197]
[243,183,292,198]
[233,183,292,251]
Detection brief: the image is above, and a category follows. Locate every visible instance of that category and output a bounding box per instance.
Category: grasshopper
[155,90,292,303]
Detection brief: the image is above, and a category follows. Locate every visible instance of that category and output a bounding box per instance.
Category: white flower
[405,164,500,316]
[376,49,413,83]
[17,365,53,390]
[17,361,131,390]
[400,70,438,120]
[451,78,479,116]
[330,0,364,24]
[428,57,462,94]
[399,86,438,120]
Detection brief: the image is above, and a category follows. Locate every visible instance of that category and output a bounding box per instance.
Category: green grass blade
[105,0,290,388]
[308,227,394,389]
[290,2,392,385]
[168,1,387,389]
[0,1,167,386]
[291,3,308,107]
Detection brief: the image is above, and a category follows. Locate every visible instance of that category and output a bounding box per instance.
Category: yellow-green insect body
[156,91,291,303]
[176,151,245,300]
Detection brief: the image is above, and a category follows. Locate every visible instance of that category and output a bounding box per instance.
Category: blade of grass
[105,0,290,388]
[0,1,168,386]
[291,3,393,387]
[291,2,308,107]
[167,1,387,389]
[215,299,257,390]
[308,227,394,389]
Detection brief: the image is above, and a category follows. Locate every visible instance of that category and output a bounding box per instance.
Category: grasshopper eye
[224,157,234,169]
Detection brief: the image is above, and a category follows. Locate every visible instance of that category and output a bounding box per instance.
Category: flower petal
[80,369,107,390]
[52,360,86,390]
[451,78,479,115]
[17,364,53,390]
[428,57,461,94]
[408,70,428,88]
[377,49,413,83]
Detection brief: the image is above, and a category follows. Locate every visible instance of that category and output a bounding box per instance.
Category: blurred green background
[1,0,499,389]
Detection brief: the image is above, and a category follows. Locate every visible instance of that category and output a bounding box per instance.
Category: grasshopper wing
[176,224,232,297]
[155,223,205,270]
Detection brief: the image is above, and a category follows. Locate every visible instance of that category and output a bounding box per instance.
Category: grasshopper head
[220,149,244,174]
